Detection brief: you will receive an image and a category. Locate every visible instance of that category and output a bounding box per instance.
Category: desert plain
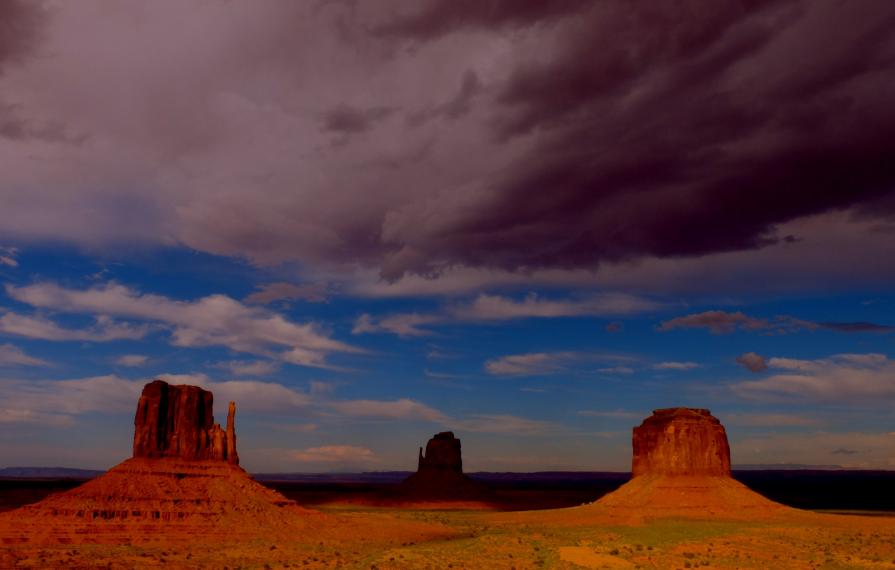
[0,381,893,569]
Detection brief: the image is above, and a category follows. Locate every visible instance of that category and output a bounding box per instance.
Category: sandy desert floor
[2,501,894,569]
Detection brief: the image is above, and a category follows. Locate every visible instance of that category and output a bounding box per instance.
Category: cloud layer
[6,282,358,368]
[733,353,895,403]
[0,1,892,286]
[354,292,658,336]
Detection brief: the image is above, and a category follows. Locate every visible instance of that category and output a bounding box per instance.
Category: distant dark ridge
[6,467,888,481]
[0,467,104,479]
[251,471,631,484]
[734,469,895,511]
[734,464,843,470]
[253,471,413,483]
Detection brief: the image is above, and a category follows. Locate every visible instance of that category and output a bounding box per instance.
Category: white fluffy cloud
[115,354,148,367]
[732,353,895,403]
[485,351,639,377]
[328,398,447,422]
[215,359,280,377]
[652,361,699,371]
[0,310,149,342]
[6,282,359,368]
[0,372,553,438]
[450,293,660,321]
[485,352,575,376]
[0,247,18,268]
[452,414,556,435]
[0,343,49,367]
[352,312,441,337]
[355,292,659,337]
[290,445,377,464]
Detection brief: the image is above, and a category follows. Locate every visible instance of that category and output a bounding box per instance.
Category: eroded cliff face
[417,432,463,473]
[133,380,239,464]
[631,408,730,477]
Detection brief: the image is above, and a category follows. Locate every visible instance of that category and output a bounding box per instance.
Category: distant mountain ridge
[733,464,843,470]
[0,465,852,480]
[0,467,105,479]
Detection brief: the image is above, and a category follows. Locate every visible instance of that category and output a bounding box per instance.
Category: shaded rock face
[400,432,491,500]
[417,431,463,473]
[632,408,730,477]
[133,380,239,464]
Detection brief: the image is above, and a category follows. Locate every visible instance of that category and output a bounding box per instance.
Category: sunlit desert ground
[2,493,894,569]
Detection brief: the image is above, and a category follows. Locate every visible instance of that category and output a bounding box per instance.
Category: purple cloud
[374,0,589,39]
[0,1,893,287]
[736,352,769,373]
[661,310,893,336]
[0,0,44,72]
[321,104,395,135]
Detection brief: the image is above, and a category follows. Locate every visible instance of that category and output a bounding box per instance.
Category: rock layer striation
[632,408,730,477]
[133,379,239,464]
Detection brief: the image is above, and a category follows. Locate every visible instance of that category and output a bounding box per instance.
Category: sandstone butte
[399,431,492,501]
[594,407,788,519]
[0,379,314,546]
[133,379,239,464]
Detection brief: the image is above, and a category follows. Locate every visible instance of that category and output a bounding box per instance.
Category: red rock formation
[632,408,730,477]
[133,379,238,464]
[417,431,463,473]
[0,379,309,546]
[594,407,786,518]
[400,432,491,501]
[226,400,239,466]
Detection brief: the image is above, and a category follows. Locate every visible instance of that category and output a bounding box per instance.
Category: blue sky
[1,1,894,472]
[1,244,893,472]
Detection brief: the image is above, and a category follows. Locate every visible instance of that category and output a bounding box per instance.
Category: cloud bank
[0,1,892,287]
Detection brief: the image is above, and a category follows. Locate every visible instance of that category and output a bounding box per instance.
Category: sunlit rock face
[0,380,307,545]
[632,408,731,477]
[133,379,239,465]
[417,431,463,474]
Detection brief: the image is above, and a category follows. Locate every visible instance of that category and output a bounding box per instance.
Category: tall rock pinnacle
[133,379,239,464]
[632,408,730,477]
[226,400,239,466]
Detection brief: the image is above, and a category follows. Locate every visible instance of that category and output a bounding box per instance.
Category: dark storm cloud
[376,0,895,279]
[374,0,590,39]
[0,101,84,143]
[0,1,51,142]
[0,0,44,72]
[407,69,482,126]
[2,1,895,288]
[321,104,395,134]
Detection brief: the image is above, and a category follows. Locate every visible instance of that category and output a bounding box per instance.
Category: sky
[1,0,894,473]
